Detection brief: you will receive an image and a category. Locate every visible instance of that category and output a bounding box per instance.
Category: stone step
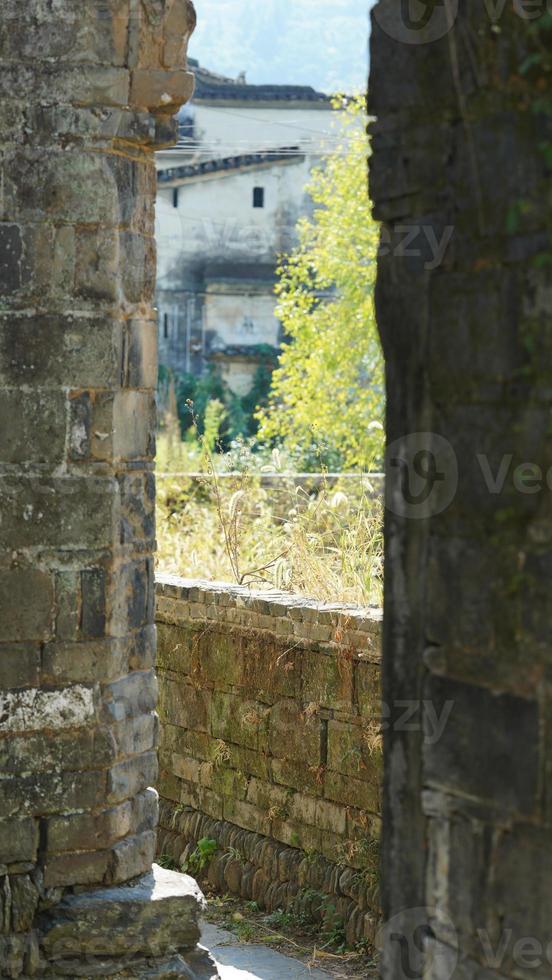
[44,950,219,979]
[37,865,219,978]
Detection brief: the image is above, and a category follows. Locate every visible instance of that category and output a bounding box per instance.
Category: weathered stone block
[268,699,320,764]
[9,149,120,225]
[0,567,54,642]
[0,819,39,865]
[327,719,380,778]
[0,390,66,464]
[211,691,266,750]
[117,471,156,546]
[74,227,119,303]
[47,787,157,861]
[171,755,203,785]
[47,802,134,855]
[424,675,540,817]
[0,223,27,296]
[40,865,206,959]
[102,670,158,724]
[301,651,353,710]
[107,750,158,805]
[44,849,111,888]
[10,875,39,933]
[486,824,552,974]
[54,572,81,643]
[0,933,29,977]
[158,675,211,734]
[270,757,324,797]
[109,560,155,636]
[0,684,97,735]
[0,728,115,775]
[107,829,157,884]
[355,662,381,718]
[223,798,270,838]
[0,476,114,550]
[42,639,127,686]
[113,390,156,460]
[325,771,380,814]
[0,644,41,689]
[111,713,158,758]
[0,770,106,819]
[157,624,195,675]
[0,314,124,389]
[129,625,157,672]
[119,230,156,303]
[0,1,131,67]
[130,69,194,112]
[246,778,290,814]
[270,817,321,854]
[158,769,183,804]
[106,154,156,233]
[314,799,347,835]
[80,567,108,639]
[126,319,158,388]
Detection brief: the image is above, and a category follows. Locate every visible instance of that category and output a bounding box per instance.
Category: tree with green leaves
[257,97,384,470]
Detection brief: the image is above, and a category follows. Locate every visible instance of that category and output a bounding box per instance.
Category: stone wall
[0,3,220,977]
[156,576,383,944]
[369,2,552,977]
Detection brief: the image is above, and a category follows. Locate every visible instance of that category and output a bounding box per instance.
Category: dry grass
[156,436,383,606]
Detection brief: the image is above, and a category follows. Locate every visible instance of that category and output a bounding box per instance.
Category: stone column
[370,2,551,978]
[0,2,218,976]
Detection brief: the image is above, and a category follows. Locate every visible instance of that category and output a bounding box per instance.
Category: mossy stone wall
[156,576,383,942]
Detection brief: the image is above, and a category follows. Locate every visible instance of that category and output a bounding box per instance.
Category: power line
[158,145,349,157]
[198,105,342,139]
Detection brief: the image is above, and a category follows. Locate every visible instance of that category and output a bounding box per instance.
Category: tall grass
[156,434,383,607]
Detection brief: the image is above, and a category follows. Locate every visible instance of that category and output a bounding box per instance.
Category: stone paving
[201,924,332,980]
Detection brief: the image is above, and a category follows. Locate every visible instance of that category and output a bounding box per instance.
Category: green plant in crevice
[182,837,218,876]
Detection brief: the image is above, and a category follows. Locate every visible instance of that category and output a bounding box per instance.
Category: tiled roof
[188,59,330,105]
[157,147,304,184]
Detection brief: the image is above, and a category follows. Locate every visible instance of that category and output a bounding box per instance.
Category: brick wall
[156,576,383,944]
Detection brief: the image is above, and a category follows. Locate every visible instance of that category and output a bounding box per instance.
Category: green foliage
[156,853,179,871]
[175,369,226,439]
[257,97,384,470]
[203,398,227,455]
[182,837,218,876]
[161,351,277,452]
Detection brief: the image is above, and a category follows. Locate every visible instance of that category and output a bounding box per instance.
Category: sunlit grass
[156,435,383,607]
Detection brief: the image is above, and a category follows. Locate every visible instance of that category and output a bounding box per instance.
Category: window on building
[172,187,179,209]
[163,313,169,339]
[253,187,265,208]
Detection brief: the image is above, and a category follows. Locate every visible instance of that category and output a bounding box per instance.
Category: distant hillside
[190,0,371,95]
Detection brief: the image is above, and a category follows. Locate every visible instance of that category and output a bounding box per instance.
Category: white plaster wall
[193,104,335,156]
[156,157,314,287]
[215,359,261,398]
[205,289,280,349]
[156,104,337,169]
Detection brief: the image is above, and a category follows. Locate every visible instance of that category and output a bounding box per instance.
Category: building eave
[194,97,333,111]
[157,149,306,188]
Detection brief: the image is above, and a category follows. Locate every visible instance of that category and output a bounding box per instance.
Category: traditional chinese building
[155,60,334,394]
